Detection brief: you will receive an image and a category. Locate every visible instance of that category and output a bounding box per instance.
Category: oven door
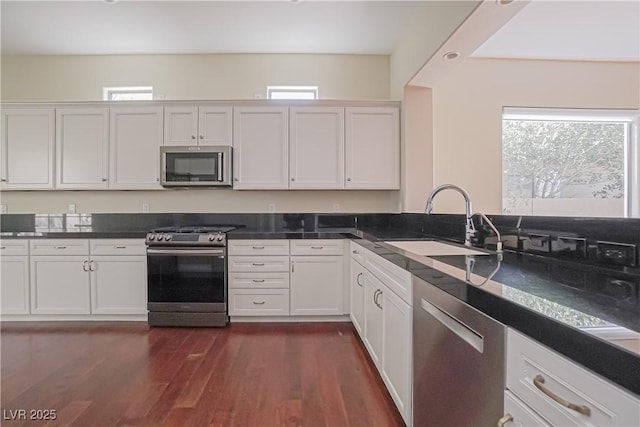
[147,247,226,313]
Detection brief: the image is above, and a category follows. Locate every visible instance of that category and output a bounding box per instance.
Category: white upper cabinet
[164,106,232,146]
[289,107,345,189]
[345,107,400,189]
[1,108,55,190]
[56,107,109,189]
[109,106,163,189]
[233,106,289,189]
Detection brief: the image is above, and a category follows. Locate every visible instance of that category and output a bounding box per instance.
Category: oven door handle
[147,248,225,256]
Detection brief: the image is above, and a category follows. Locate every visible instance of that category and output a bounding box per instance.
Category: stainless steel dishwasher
[413,275,505,427]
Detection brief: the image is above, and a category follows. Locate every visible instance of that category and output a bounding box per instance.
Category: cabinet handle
[0,246,6,249]
[291,261,295,273]
[234,178,238,181]
[114,246,127,249]
[377,290,383,309]
[252,301,266,305]
[102,178,107,182]
[89,260,96,271]
[55,246,67,249]
[352,250,359,255]
[373,289,380,305]
[497,413,513,427]
[0,178,6,182]
[533,374,591,417]
[252,279,265,283]
[252,263,265,266]
[347,178,351,182]
[191,135,196,140]
[311,246,323,249]
[252,246,265,249]
[199,135,204,140]
[356,272,363,287]
[291,177,295,182]
[82,260,89,271]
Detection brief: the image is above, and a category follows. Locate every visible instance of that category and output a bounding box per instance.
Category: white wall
[1,53,389,101]
[421,58,640,215]
[0,53,403,214]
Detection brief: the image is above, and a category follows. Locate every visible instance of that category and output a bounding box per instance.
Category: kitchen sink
[383,240,489,256]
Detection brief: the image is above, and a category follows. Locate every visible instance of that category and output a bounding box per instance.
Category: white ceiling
[473,0,640,62]
[0,1,422,55]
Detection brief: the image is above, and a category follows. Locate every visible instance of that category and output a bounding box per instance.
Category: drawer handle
[497,413,513,427]
[352,250,360,254]
[0,246,6,249]
[55,246,67,249]
[533,374,591,417]
[311,246,323,249]
[252,301,266,305]
[252,246,265,249]
[252,263,265,266]
[114,245,127,249]
[252,279,265,283]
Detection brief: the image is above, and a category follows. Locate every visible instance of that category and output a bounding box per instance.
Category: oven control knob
[208,234,215,241]
[165,234,172,241]
[216,233,224,241]
[148,234,155,241]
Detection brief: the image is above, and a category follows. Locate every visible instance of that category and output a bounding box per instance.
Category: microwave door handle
[217,152,223,182]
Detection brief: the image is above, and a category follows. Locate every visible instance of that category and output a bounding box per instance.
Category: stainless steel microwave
[160,146,232,187]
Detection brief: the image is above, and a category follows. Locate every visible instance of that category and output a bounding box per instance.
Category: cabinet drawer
[504,391,551,427]
[90,239,146,256]
[30,239,89,256]
[350,241,366,265]
[290,239,344,255]
[228,240,289,256]
[365,251,412,305]
[228,256,290,273]
[229,289,290,316]
[507,329,640,427]
[229,272,290,289]
[0,239,29,255]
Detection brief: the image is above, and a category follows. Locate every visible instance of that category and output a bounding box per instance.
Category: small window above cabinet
[164,105,232,146]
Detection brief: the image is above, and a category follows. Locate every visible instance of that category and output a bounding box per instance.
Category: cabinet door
[381,286,412,425]
[199,106,232,146]
[363,271,384,368]
[345,107,400,189]
[290,255,344,315]
[30,255,90,314]
[289,107,344,189]
[349,258,366,336]
[56,108,109,189]
[1,108,55,189]
[233,106,289,189]
[109,106,163,189]
[164,106,198,146]
[1,255,30,314]
[90,255,147,315]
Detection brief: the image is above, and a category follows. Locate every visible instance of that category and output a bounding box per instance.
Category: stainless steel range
[145,225,235,327]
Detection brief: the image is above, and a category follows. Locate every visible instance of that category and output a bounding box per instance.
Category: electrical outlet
[597,241,637,267]
[333,203,341,212]
[142,203,150,213]
[268,203,276,213]
[0,204,6,214]
[254,94,263,99]
[68,203,76,214]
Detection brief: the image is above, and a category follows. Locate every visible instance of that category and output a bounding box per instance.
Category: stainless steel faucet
[425,184,476,247]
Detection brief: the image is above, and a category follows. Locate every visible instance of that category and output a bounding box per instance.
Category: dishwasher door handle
[421,298,484,353]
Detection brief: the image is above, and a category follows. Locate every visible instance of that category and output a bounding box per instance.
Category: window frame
[502,107,639,218]
[267,85,318,100]
[103,86,153,101]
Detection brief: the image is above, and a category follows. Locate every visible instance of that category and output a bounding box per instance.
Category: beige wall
[1,53,389,101]
[389,1,479,100]
[423,58,640,214]
[0,53,403,214]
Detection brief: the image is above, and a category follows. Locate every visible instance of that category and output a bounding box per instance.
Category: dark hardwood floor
[1,322,405,427]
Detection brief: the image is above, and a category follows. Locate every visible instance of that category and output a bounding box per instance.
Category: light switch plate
[0,204,6,214]
[142,203,150,213]
[68,203,76,214]
[268,203,276,213]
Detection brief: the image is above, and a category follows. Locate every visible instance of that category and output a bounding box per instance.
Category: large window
[502,108,638,217]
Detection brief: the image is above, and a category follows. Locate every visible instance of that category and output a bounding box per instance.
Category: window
[103,86,153,101]
[267,85,318,100]
[502,107,639,218]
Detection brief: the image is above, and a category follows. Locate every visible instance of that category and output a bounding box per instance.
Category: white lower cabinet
[351,241,412,425]
[1,239,31,314]
[290,255,344,315]
[505,328,640,427]
[20,239,147,317]
[349,258,366,336]
[229,288,290,316]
